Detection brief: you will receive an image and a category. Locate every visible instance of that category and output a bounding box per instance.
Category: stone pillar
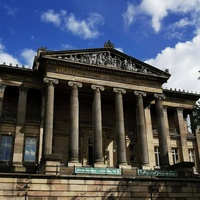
[0,85,6,119]
[43,78,58,155]
[195,128,200,173]
[176,108,189,161]
[134,91,149,168]
[0,85,6,140]
[145,105,155,169]
[38,90,45,162]
[13,85,28,172]
[163,106,173,165]
[68,81,82,166]
[113,88,128,167]
[91,85,105,167]
[154,93,169,168]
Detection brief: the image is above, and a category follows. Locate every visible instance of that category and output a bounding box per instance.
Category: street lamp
[23,183,30,200]
[148,184,159,200]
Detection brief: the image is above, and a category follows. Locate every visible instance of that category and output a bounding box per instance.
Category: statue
[104,40,114,48]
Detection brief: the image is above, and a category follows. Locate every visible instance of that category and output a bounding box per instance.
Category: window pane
[172,148,179,164]
[24,137,36,162]
[154,147,160,167]
[0,135,13,161]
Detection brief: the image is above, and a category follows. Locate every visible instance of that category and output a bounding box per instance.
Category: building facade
[0,42,200,199]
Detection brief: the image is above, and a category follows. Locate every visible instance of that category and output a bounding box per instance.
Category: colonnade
[0,78,192,169]
[42,78,170,168]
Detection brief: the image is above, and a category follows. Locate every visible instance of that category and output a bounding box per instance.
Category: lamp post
[148,184,159,200]
[23,183,30,200]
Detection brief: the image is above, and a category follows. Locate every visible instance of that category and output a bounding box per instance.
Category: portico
[0,43,199,175]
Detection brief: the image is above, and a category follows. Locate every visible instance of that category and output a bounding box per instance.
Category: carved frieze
[52,51,156,75]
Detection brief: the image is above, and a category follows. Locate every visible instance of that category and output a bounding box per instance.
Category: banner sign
[137,169,178,177]
[75,167,121,175]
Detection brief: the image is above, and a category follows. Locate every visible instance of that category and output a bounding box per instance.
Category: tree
[192,101,200,132]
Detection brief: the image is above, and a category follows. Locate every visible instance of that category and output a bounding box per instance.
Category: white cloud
[0,42,36,68]
[0,43,21,66]
[115,47,123,52]
[65,13,104,39]
[123,0,200,32]
[145,33,200,92]
[41,10,65,27]
[122,2,135,27]
[4,5,19,17]
[173,18,193,29]
[21,49,36,67]
[0,52,20,66]
[41,10,104,39]
[61,44,75,49]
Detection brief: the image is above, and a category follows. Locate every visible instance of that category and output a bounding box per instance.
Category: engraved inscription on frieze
[54,51,156,75]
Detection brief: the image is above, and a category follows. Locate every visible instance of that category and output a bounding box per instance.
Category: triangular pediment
[38,47,170,78]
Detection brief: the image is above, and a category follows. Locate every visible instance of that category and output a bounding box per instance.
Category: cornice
[45,57,168,83]
[164,88,200,99]
[0,64,36,76]
[40,47,170,78]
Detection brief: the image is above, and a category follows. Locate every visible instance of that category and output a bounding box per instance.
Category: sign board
[137,169,178,177]
[75,167,121,175]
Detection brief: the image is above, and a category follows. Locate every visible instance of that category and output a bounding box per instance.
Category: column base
[39,154,62,175]
[11,163,26,172]
[68,162,82,167]
[93,162,106,168]
[141,164,150,170]
[118,164,132,169]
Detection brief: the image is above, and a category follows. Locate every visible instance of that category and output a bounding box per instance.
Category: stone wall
[1,174,200,199]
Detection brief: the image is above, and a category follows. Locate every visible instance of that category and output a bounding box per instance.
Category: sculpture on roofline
[104,40,114,48]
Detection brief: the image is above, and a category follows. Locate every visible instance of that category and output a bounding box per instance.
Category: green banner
[137,169,178,177]
[75,167,121,175]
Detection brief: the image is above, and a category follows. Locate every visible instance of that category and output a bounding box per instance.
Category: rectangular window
[154,147,160,167]
[0,135,13,161]
[24,137,37,162]
[188,149,196,168]
[130,155,135,162]
[172,148,179,164]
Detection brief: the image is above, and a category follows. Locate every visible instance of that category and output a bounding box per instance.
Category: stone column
[0,85,6,119]
[38,90,45,162]
[145,105,155,169]
[43,78,58,155]
[195,129,200,173]
[91,85,105,167]
[163,106,173,165]
[0,85,6,140]
[13,85,28,172]
[68,81,82,166]
[113,88,128,167]
[134,91,149,167]
[154,93,169,168]
[176,108,189,161]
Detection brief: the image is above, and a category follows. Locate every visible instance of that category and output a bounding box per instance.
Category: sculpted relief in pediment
[55,51,155,75]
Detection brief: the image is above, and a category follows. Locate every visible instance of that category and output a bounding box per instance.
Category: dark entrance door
[88,146,93,166]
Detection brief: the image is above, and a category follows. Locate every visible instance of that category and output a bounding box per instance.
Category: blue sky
[0,0,200,92]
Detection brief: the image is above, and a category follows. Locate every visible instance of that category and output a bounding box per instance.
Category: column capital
[113,88,126,94]
[18,85,28,95]
[176,107,183,113]
[163,105,168,112]
[91,85,105,91]
[43,77,59,85]
[146,104,151,110]
[154,93,165,100]
[68,81,82,88]
[0,85,6,93]
[134,91,146,97]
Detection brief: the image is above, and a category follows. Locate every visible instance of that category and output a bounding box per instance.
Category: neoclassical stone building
[0,42,200,199]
